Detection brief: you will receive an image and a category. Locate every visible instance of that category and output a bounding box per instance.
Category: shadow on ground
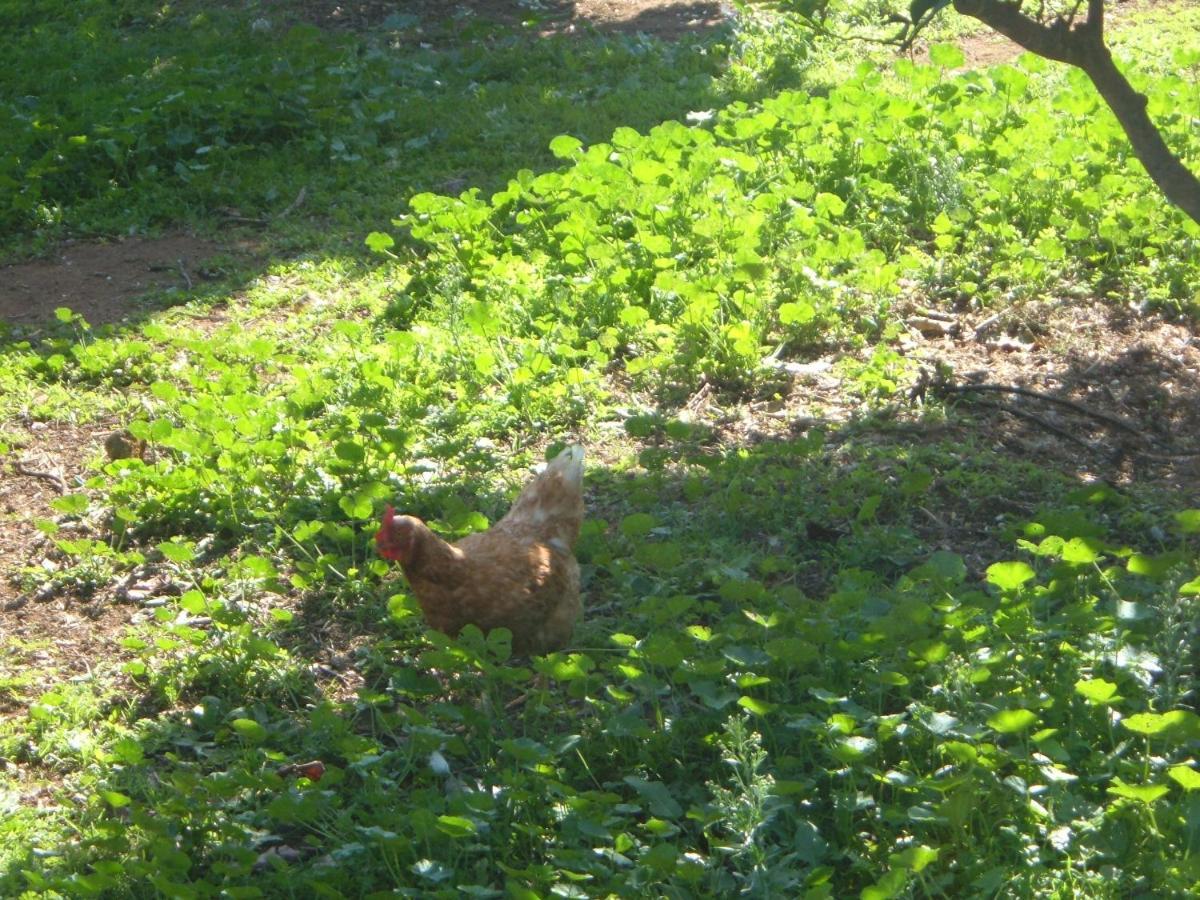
[3,311,1198,887]
[273,0,731,39]
[0,236,233,330]
[5,367,1197,890]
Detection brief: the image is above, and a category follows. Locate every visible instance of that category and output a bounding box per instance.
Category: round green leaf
[365,231,394,253]
[548,134,583,159]
[435,815,477,838]
[158,541,196,563]
[890,844,938,873]
[179,590,207,614]
[620,513,656,538]
[985,561,1035,590]
[335,441,366,464]
[930,43,966,69]
[1173,509,1200,533]
[100,790,132,808]
[779,300,816,325]
[987,708,1038,734]
[1074,678,1121,705]
[1061,537,1101,564]
[738,695,775,716]
[831,735,877,763]
[50,494,89,515]
[1167,765,1200,791]
[1108,778,1169,804]
[230,718,267,743]
[1123,709,1200,742]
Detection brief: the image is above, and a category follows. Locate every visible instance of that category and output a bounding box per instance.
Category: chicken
[375,445,585,655]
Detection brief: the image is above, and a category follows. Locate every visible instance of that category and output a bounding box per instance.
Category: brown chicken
[375,446,584,655]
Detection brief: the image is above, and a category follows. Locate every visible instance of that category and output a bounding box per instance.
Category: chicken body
[376,446,584,655]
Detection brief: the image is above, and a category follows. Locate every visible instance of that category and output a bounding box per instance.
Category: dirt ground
[271,0,731,39]
[0,236,223,329]
[5,296,1199,686]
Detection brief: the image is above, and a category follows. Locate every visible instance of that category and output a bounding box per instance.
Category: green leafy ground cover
[1,1,1198,897]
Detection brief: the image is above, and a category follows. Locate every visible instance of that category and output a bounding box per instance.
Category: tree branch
[950,0,1200,225]
[1086,0,1103,38]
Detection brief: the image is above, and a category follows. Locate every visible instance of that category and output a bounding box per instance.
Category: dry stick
[13,459,68,493]
[938,381,1143,436]
[972,313,1002,339]
[218,186,306,228]
[968,398,1106,455]
[972,399,1200,462]
[276,186,308,220]
[221,213,269,226]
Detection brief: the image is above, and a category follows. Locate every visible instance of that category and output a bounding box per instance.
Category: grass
[1,0,1199,896]
[0,1,790,258]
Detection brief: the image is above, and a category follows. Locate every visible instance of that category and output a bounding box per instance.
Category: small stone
[907,316,957,337]
[104,430,146,461]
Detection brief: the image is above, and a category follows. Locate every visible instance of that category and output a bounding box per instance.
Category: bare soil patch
[0,422,136,717]
[913,0,1177,69]
[672,302,1200,579]
[899,302,1200,491]
[0,422,102,603]
[0,235,222,329]
[895,303,1200,570]
[949,32,1023,68]
[265,0,730,39]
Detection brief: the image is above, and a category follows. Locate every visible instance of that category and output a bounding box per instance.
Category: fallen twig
[969,398,1106,455]
[177,257,193,291]
[13,459,67,493]
[1133,448,1200,461]
[3,595,29,612]
[220,210,269,226]
[276,186,308,220]
[938,381,1142,436]
[916,505,949,529]
[971,313,1002,340]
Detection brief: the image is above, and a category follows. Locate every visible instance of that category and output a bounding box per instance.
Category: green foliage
[2,1,1199,897]
[0,0,755,252]
[7,447,1199,896]
[394,53,1200,400]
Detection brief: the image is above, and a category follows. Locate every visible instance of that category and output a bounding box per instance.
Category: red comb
[375,505,404,560]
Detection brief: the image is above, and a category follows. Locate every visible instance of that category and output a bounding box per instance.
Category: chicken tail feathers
[500,444,585,549]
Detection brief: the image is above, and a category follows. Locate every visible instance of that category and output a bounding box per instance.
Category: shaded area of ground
[0,423,103,609]
[644,301,1200,582]
[901,302,1200,492]
[270,0,731,39]
[0,236,224,329]
[689,302,1200,491]
[4,298,1198,696]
